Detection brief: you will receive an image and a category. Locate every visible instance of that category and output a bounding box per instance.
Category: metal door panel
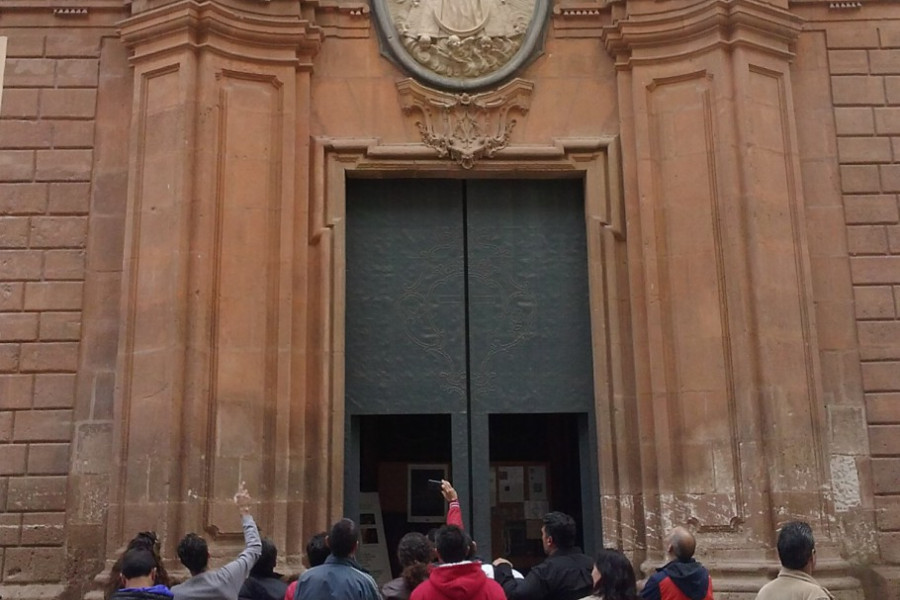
[345,179,599,559]
[465,179,595,415]
[345,179,468,415]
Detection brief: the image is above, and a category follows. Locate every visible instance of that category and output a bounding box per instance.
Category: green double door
[344,178,598,567]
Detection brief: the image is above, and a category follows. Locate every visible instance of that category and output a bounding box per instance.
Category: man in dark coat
[491,512,593,600]
[240,538,288,600]
[641,527,714,600]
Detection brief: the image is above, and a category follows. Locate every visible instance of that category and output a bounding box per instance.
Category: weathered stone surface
[1,3,900,600]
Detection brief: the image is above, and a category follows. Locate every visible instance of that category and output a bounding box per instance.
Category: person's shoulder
[482,576,506,598]
[348,566,379,593]
[643,569,668,588]
[409,580,433,600]
[296,566,320,583]
[693,560,711,576]
[753,577,780,599]
[172,575,200,592]
[359,569,379,586]
[382,576,411,600]
[757,573,827,598]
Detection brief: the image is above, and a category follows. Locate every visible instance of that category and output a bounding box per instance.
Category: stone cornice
[602,0,803,67]
[552,1,614,38]
[0,0,127,25]
[310,1,370,39]
[119,0,321,67]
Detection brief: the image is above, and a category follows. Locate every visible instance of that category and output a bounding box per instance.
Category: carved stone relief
[387,0,534,78]
[374,0,550,91]
[396,78,533,168]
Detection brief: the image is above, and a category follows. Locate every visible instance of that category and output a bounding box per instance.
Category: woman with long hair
[381,532,433,600]
[581,548,638,600]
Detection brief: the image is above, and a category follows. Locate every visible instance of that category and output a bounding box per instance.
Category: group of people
[105,482,835,600]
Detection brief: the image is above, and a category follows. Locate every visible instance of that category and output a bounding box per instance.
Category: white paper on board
[498,465,524,502]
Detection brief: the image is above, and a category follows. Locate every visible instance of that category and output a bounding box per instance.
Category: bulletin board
[490,462,551,569]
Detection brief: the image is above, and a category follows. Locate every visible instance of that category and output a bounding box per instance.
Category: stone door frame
[303,136,631,553]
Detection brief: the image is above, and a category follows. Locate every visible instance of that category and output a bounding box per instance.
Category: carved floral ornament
[397,78,533,169]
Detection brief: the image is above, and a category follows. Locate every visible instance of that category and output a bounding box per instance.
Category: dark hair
[177,533,210,575]
[396,532,432,591]
[306,531,329,567]
[591,549,638,600]
[120,549,157,580]
[435,525,472,564]
[402,563,430,592]
[397,532,432,567]
[328,519,359,558]
[105,531,170,600]
[777,521,815,570]
[543,512,577,549]
[250,538,278,578]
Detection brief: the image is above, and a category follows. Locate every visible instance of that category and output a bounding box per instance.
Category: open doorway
[357,414,452,577]
[488,413,583,572]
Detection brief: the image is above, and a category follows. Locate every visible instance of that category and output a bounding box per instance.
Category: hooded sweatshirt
[640,559,713,600]
[411,562,506,600]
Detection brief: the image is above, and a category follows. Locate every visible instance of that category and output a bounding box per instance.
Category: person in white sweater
[172,483,262,600]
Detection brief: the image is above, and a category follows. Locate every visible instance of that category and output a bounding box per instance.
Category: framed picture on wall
[407,464,448,523]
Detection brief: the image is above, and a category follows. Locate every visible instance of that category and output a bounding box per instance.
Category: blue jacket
[294,556,380,600]
[112,585,174,600]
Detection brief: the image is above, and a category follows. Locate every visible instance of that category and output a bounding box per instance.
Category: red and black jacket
[640,559,714,600]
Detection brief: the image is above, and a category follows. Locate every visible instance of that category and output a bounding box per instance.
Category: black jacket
[493,547,593,600]
[239,575,288,600]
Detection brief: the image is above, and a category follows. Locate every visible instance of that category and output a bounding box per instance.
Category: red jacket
[410,562,505,600]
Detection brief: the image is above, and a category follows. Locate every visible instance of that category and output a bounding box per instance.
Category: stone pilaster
[602,0,863,597]
[114,0,320,568]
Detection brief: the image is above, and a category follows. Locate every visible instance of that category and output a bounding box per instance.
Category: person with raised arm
[172,482,262,600]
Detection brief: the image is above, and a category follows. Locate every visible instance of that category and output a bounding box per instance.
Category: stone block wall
[827,19,900,563]
[0,8,129,592]
[0,24,98,584]
[2,1,900,598]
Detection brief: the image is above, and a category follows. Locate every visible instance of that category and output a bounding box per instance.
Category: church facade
[0,0,899,598]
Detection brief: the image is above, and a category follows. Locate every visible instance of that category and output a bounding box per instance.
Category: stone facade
[0,1,898,599]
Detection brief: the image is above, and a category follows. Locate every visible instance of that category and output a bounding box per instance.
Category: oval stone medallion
[373,0,550,91]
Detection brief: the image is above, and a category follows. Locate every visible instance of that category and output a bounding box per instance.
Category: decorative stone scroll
[396,77,533,168]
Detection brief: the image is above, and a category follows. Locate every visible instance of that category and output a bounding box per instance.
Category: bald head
[667,527,696,561]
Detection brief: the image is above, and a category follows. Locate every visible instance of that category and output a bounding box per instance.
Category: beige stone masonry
[2,0,900,598]
[114,0,322,567]
[1,37,7,114]
[604,0,868,596]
